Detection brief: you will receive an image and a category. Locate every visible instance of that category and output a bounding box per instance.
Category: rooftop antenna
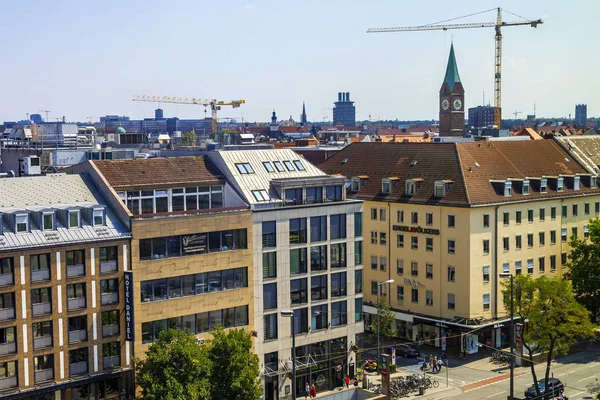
[482,87,485,106]
[533,101,536,118]
[39,110,51,122]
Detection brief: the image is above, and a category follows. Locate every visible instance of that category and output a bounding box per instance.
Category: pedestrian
[305,382,310,399]
[354,376,359,387]
[344,375,350,389]
[437,357,444,372]
[310,384,317,398]
[429,354,434,371]
[433,356,439,373]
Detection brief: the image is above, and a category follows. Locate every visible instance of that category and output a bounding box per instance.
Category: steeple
[443,43,461,92]
[300,102,307,126]
[271,110,277,126]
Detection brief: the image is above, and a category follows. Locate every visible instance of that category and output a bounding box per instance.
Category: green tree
[567,216,600,321]
[503,275,594,398]
[182,131,197,146]
[208,326,262,400]
[369,297,396,339]
[135,329,212,400]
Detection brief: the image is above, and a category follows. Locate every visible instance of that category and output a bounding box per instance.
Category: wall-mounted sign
[182,234,207,254]
[393,225,440,235]
[493,323,504,329]
[124,271,134,341]
[404,278,425,287]
[435,322,449,329]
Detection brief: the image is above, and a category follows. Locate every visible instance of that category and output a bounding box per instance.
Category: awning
[413,315,513,331]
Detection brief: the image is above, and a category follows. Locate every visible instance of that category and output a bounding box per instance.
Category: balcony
[0,308,15,321]
[34,368,54,383]
[68,329,87,344]
[34,336,53,350]
[103,356,120,370]
[70,361,88,376]
[67,297,86,311]
[101,292,118,305]
[0,376,17,390]
[31,269,50,282]
[32,303,51,317]
[102,324,119,338]
[100,261,117,274]
[0,273,13,287]
[0,341,16,355]
[66,264,85,278]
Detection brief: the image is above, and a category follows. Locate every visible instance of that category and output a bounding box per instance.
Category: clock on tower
[439,43,465,137]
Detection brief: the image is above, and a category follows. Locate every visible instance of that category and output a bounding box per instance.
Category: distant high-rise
[30,113,43,124]
[439,43,465,136]
[575,104,587,127]
[155,108,164,119]
[300,102,307,126]
[333,92,356,126]
[468,106,495,128]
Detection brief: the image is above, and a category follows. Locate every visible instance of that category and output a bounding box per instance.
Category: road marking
[576,375,596,382]
[568,391,585,398]
[486,391,506,398]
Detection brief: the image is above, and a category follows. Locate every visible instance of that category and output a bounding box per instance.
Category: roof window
[504,181,512,197]
[273,161,285,172]
[15,213,29,233]
[293,160,305,171]
[350,177,360,192]
[591,175,598,189]
[235,163,254,174]
[574,176,580,191]
[283,160,295,171]
[405,180,416,196]
[540,178,548,193]
[251,190,270,202]
[93,209,105,226]
[557,177,564,192]
[263,162,275,173]
[69,210,80,229]
[42,212,54,231]
[381,178,391,194]
[523,179,530,195]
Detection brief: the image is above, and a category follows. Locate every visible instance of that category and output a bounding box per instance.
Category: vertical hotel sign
[124,271,134,341]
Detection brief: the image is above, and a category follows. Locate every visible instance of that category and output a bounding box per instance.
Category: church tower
[439,43,465,137]
[300,102,307,126]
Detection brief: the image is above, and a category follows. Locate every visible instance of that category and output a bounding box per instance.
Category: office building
[333,92,356,127]
[439,44,465,136]
[575,104,587,127]
[468,106,496,128]
[0,174,133,399]
[30,114,43,125]
[154,109,163,120]
[320,141,600,354]
[206,149,364,400]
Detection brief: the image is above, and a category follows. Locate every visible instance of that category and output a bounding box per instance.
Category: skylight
[293,160,305,171]
[251,190,270,202]
[273,161,285,172]
[283,160,295,171]
[235,163,254,174]
[263,162,275,173]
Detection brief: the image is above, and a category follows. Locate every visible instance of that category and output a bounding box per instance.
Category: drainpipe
[493,205,499,319]
[388,201,392,308]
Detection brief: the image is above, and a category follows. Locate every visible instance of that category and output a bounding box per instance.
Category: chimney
[338,92,342,102]
[346,92,350,102]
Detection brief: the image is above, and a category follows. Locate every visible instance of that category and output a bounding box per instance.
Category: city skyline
[1,0,598,123]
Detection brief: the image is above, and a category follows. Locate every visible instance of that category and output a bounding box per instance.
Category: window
[516,235,522,250]
[262,221,276,248]
[503,262,510,274]
[330,214,346,239]
[448,239,455,254]
[483,214,490,228]
[33,321,52,348]
[283,160,295,171]
[539,208,545,221]
[289,218,307,244]
[42,213,54,230]
[411,236,418,250]
[379,208,386,221]
[31,254,51,282]
[379,256,387,272]
[483,239,490,254]
[448,214,455,228]
[596,202,600,215]
[562,205,567,218]
[527,233,534,248]
[331,301,347,326]
[448,294,456,310]
[69,210,80,228]
[34,354,54,376]
[411,261,418,277]
[290,279,307,304]
[325,186,342,202]
[411,288,419,303]
[330,243,346,268]
[434,182,445,197]
[483,294,490,311]
[31,288,51,315]
[585,225,590,238]
[585,203,590,215]
[100,279,119,304]
[397,286,404,301]
[550,230,556,244]
[264,314,277,340]
[397,234,404,248]
[355,299,363,322]
[354,241,363,265]
[573,204,578,217]
[355,269,362,294]
[371,208,377,220]
[551,206,557,219]
[139,229,246,260]
[483,266,490,282]
[350,178,360,192]
[557,177,564,191]
[503,237,509,251]
[371,281,378,295]
[311,275,327,301]
[550,255,556,270]
[263,252,276,279]
[293,160,305,171]
[0,257,14,282]
[354,212,363,237]
[235,163,254,174]
[523,180,530,195]
[539,231,545,246]
[562,252,567,265]
[539,256,545,272]
[273,161,285,172]
[515,260,522,275]
[397,210,404,223]
[311,246,327,271]
[504,181,512,196]
[371,231,377,244]
[426,237,433,252]
[503,212,510,225]
[426,263,433,279]
[527,259,534,274]
[574,176,581,190]
[371,255,377,270]
[15,214,28,233]
[66,250,85,273]
[426,212,433,226]
[293,308,309,334]
[311,304,328,330]
[411,212,418,224]
[285,188,303,206]
[263,162,275,172]
[396,259,404,275]
[561,228,567,242]
[528,209,534,222]
[426,290,433,306]
[69,348,88,374]
[516,210,522,224]
[252,190,270,202]
[447,266,455,282]
[541,178,548,193]
[93,209,104,226]
[290,248,307,275]
[382,179,391,194]
[379,232,386,245]
[572,226,578,237]
[331,272,346,297]
[405,180,416,196]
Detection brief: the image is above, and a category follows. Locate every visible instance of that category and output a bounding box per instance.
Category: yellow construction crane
[132,95,245,140]
[367,7,542,128]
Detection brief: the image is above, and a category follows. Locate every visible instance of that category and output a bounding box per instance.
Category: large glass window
[310,216,327,242]
[355,298,363,321]
[355,241,363,265]
[263,252,276,279]
[305,187,323,204]
[331,301,347,326]
[290,248,307,275]
[262,221,276,248]
[293,308,309,334]
[290,218,307,244]
[264,283,277,310]
[354,212,363,237]
[285,188,303,206]
[330,243,346,268]
[290,279,308,305]
[325,186,343,202]
[355,269,363,294]
[311,304,328,330]
[311,275,327,301]
[310,246,327,271]
[331,272,347,297]
[264,314,278,340]
[330,214,346,240]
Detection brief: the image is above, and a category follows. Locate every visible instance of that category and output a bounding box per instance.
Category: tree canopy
[369,297,396,339]
[182,131,198,146]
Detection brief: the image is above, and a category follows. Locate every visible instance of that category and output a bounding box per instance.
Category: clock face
[441,99,449,111]
[453,99,462,110]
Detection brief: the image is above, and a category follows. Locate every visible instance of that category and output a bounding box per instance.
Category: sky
[1,0,598,124]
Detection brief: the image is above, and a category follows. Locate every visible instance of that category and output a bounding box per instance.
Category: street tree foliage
[369,297,396,339]
[502,275,594,398]
[135,327,261,400]
[567,216,600,321]
[182,131,198,146]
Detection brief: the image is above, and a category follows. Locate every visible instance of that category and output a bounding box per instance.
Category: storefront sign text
[124,271,134,341]
[393,225,440,235]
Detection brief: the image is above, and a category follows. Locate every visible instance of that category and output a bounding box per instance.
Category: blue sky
[1,0,598,123]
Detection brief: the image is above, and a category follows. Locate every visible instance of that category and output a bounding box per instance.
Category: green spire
[443,43,461,92]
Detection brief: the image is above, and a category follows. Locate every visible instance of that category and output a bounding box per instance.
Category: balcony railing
[68,329,87,344]
[103,356,120,370]
[0,376,17,390]
[0,308,15,321]
[0,342,16,356]
[69,361,88,376]
[101,292,119,305]
[66,264,85,278]
[67,297,86,311]
[0,273,14,286]
[102,324,119,338]
[100,261,117,274]
[31,269,50,282]
[33,335,53,350]
[34,368,54,383]
[32,303,51,317]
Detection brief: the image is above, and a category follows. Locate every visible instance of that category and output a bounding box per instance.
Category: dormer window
[15,214,28,233]
[405,180,416,196]
[382,179,391,194]
[592,175,598,189]
[42,212,54,230]
[69,210,80,229]
[504,181,512,197]
[574,176,581,191]
[93,209,105,226]
[540,178,548,193]
[434,182,445,197]
[523,180,530,195]
[350,177,360,191]
[557,177,564,192]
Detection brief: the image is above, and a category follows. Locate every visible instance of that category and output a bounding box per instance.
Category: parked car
[524,378,564,399]
[387,344,420,358]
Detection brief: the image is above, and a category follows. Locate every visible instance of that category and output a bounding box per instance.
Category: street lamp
[499,273,514,400]
[377,279,394,375]
[281,310,296,400]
